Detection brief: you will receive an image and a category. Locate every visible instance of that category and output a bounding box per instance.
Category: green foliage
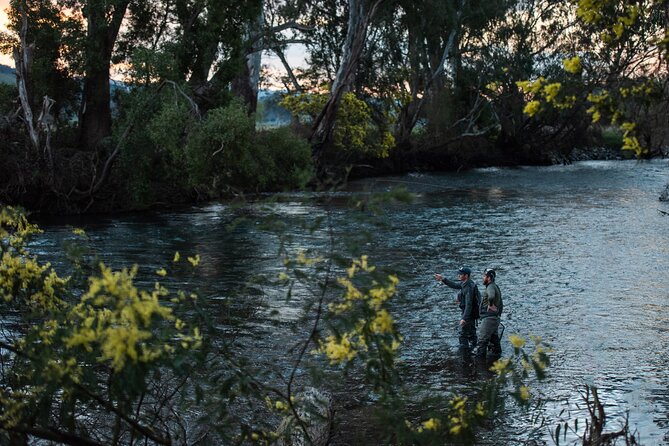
[1,0,82,120]
[115,89,313,204]
[281,92,395,158]
[600,125,623,150]
[126,47,182,84]
[0,83,17,115]
[279,91,327,124]
[114,88,175,207]
[186,100,258,188]
[0,207,210,443]
[254,127,314,191]
[514,1,668,157]
[313,255,401,388]
[147,100,195,161]
[187,101,313,191]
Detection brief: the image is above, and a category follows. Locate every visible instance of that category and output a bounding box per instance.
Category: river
[30,159,669,445]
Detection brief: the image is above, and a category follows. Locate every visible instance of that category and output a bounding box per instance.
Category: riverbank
[0,140,658,216]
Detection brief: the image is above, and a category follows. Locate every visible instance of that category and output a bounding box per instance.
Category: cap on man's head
[457,266,471,275]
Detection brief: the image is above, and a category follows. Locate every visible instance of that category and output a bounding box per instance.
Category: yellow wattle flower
[422,417,440,431]
[509,334,526,349]
[563,56,582,74]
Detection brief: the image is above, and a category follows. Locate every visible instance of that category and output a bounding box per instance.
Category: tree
[310,0,385,156]
[75,0,132,150]
[515,0,669,157]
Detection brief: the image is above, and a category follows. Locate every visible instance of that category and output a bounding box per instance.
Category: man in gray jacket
[434,266,478,352]
[474,268,503,358]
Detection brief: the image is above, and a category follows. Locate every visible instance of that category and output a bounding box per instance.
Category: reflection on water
[32,160,669,444]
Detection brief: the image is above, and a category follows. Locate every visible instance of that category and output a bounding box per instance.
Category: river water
[31,160,669,445]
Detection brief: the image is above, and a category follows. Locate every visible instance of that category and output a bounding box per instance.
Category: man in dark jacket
[434,266,478,351]
[474,268,503,358]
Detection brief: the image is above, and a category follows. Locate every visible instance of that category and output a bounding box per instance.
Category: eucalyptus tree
[59,0,133,150]
[261,0,393,161]
[464,0,584,156]
[0,0,81,125]
[116,0,268,111]
[486,0,669,158]
[364,0,515,148]
[568,0,669,154]
[311,0,388,156]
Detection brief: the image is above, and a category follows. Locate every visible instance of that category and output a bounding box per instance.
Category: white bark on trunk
[14,6,39,151]
[311,0,383,150]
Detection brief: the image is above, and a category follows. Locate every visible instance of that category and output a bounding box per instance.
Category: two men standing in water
[434,267,503,358]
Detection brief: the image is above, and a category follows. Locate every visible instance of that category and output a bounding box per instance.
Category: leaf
[563,422,568,441]
[555,424,561,446]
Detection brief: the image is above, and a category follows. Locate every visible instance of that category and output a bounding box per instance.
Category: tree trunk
[78,0,130,150]
[310,0,384,156]
[393,0,466,145]
[13,3,39,152]
[231,10,264,114]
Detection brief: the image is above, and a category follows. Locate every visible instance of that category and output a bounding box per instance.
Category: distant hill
[0,64,15,85]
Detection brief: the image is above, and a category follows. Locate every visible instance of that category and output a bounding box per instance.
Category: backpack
[471,284,481,320]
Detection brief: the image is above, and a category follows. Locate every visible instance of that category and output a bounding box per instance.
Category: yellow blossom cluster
[0,251,68,310]
[490,358,512,376]
[422,417,440,431]
[580,1,639,42]
[346,254,375,277]
[447,396,471,435]
[508,334,526,350]
[488,334,552,409]
[563,56,582,74]
[586,90,610,123]
[295,250,323,266]
[0,389,31,429]
[320,333,359,363]
[72,228,86,237]
[585,88,647,156]
[0,206,209,441]
[516,78,577,117]
[315,256,401,365]
[44,357,83,384]
[620,82,655,98]
[64,263,200,371]
[575,0,613,24]
[370,309,394,334]
[0,206,42,251]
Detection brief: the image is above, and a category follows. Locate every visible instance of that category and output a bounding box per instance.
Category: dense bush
[186,100,314,192]
[185,100,257,189]
[254,127,314,191]
[0,84,17,116]
[113,92,314,206]
[600,126,624,150]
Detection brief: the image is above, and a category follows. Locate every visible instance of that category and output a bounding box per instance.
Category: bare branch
[274,48,303,92]
[267,21,314,35]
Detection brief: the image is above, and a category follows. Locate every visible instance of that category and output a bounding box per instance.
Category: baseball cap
[457,266,471,275]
